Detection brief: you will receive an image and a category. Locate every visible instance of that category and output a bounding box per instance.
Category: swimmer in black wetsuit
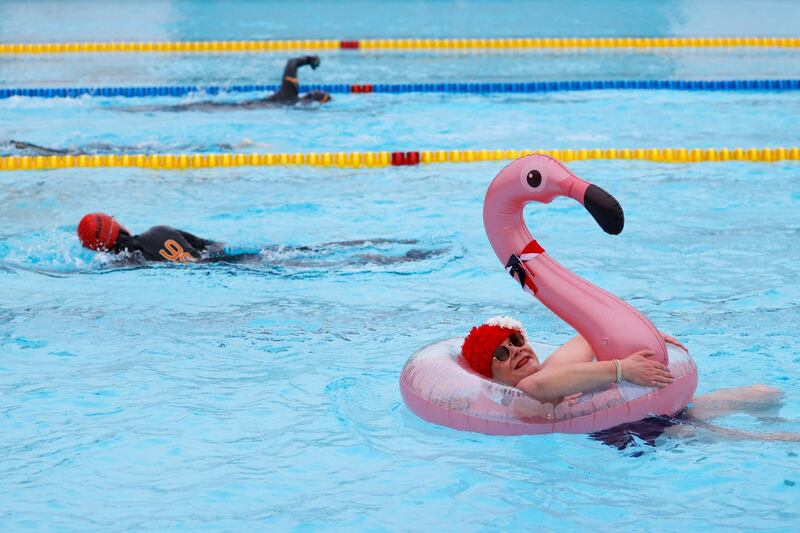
[4,58,328,155]
[1,139,257,157]
[262,55,331,106]
[123,55,331,112]
[77,212,226,263]
[5,140,70,155]
[76,212,445,266]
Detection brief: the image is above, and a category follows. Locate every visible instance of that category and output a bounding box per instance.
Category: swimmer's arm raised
[268,56,321,102]
[518,351,673,402]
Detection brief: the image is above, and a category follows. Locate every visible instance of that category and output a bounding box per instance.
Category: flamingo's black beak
[584,184,624,235]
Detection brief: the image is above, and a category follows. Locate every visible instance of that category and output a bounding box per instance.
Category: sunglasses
[493,332,526,362]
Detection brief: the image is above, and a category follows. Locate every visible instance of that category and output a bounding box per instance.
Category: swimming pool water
[1,1,800,530]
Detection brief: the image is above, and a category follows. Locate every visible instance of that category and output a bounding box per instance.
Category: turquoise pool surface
[1,1,800,530]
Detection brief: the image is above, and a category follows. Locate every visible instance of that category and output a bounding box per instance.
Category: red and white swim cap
[460,316,527,378]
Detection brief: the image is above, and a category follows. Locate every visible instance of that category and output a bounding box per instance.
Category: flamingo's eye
[526,170,542,188]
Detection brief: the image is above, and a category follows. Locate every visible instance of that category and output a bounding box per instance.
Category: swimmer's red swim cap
[77,212,122,251]
[461,316,526,378]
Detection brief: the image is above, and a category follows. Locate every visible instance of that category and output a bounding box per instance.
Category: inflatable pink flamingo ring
[400,154,698,435]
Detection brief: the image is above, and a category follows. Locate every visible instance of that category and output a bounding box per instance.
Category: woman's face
[490,333,540,386]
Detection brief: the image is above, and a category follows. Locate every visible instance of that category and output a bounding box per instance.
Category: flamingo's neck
[483,191,668,364]
[482,195,534,262]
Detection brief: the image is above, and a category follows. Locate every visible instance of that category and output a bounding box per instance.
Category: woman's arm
[543,332,685,370]
[518,360,617,401]
[540,335,595,369]
[518,350,674,402]
[661,332,687,350]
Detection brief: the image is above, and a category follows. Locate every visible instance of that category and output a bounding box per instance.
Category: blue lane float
[0,79,799,99]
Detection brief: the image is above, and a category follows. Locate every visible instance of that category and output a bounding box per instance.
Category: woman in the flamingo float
[461,316,681,404]
[400,154,799,444]
[459,315,797,448]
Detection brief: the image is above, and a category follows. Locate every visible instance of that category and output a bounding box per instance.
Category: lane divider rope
[1,37,799,54]
[1,148,798,171]
[2,79,799,99]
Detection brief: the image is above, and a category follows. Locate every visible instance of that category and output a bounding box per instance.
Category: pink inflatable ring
[400,338,697,435]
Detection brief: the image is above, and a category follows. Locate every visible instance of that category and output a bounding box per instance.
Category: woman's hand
[660,332,687,351]
[561,392,582,406]
[621,350,674,388]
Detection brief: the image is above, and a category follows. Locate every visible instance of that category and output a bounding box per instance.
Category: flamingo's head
[486,154,624,235]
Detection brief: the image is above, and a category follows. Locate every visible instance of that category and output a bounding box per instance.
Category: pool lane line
[1,37,799,55]
[3,79,800,99]
[2,148,799,171]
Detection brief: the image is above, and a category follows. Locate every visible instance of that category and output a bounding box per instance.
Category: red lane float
[350,84,374,93]
[390,152,420,166]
